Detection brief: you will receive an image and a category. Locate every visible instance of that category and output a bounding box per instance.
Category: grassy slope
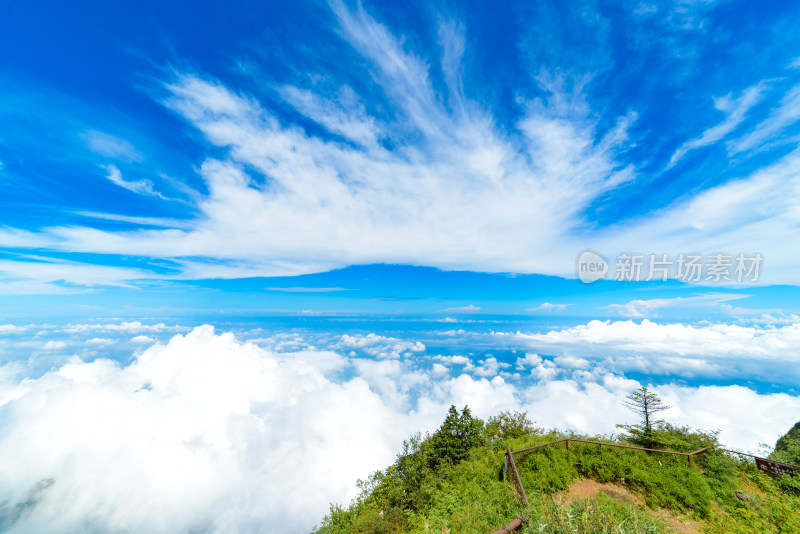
[313,423,800,533]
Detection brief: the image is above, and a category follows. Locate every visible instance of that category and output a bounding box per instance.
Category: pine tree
[428,405,483,469]
[618,386,671,447]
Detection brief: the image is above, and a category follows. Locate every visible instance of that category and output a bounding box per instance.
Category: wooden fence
[491,438,800,532]
[506,437,711,507]
[719,448,800,477]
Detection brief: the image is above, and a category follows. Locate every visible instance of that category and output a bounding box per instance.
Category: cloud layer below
[1,325,798,533]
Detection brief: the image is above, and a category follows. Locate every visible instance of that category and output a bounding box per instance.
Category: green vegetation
[768,419,800,497]
[770,420,800,465]
[312,408,800,533]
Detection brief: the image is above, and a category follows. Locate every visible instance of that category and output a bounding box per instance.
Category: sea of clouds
[1,323,799,533]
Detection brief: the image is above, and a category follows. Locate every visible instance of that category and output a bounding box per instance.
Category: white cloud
[0,326,797,533]
[530,361,560,382]
[529,302,571,312]
[0,3,797,288]
[0,280,76,296]
[633,3,658,15]
[436,329,466,336]
[554,354,591,370]
[745,312,800,326]
[0,4,635,283]
[668,82,767,167]
[101,164,167,199]
[81,130,144,161]
[130,335,156,344]
[335,333,425,359]
[728,84,800,155]
[471,356,510,378]
[62,322,184,334]
[442,305,481,313]
[0,327,418,533]
[605,293,749,318]
[431,363,449,376]
[515,352,542,370]
[41,341,66,351]
[351,358,428,408]
[278,85,380,147]
[85,338,115,345]
[435,354,471,365]
[512,319,800,383]
[0,258,158,293]
[593,147,800,285]
[516,319,800,359]
[656,384,800,452]
[265,287,349,293]
[519,378,800,454]
[74,211,192,229]
[629,0,721,32]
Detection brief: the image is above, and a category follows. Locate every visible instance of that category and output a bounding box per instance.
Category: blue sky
[2,0,800,299]
[2,1,800,532]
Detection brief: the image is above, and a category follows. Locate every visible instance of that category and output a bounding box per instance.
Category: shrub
[484,410,540,442]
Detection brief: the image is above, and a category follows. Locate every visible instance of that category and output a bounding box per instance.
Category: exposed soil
[555,479,702,534]
[558,479,639,506]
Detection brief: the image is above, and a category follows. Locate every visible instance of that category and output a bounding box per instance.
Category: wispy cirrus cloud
[73,211,193,229]
[727,84,800,155]
[529,302,572,312]
[0,1,798,293]
[100,164,166,199]
[605,293,749,318]
[0,2,636,286]
[81,130,144,161]
[593,146,800,285]
[278,85,380,147]
[668,82,768,167]
[0,257,160,295]
[441,305,481,313]
[265,286,350,293]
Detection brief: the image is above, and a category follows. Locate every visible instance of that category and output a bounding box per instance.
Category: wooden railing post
[489,516,524,534]
[505,448,529,507]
